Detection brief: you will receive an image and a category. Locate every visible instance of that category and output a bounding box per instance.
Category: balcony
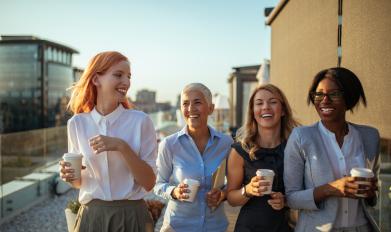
[0,122,390,231]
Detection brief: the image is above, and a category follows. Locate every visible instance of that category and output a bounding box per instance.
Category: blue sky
[0,0,279,104]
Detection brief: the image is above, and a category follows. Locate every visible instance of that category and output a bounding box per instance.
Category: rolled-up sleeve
[154,138,175,200]
[284,128,319,210]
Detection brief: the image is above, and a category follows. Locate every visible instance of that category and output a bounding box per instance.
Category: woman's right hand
[59,160,75,182]
[59,160,84,182]
[171,183,190,201]
[245,176,271,197]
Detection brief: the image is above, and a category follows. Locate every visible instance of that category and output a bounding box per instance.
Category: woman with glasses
[284,67,380,232]
[227,84,299,232]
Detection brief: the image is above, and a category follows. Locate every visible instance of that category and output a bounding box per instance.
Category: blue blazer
[284,122,380,232]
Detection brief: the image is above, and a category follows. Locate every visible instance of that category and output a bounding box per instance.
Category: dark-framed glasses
[311,91,344,102]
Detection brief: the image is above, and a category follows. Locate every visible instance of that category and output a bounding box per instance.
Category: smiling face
[94,60,131,104]
[253,89,284,131]
[181,90,214,131]
[314,77,347,123]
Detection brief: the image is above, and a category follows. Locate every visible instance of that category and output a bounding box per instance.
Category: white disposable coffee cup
[256,169,275,194]
[183,178,200,202]
[63,153,83,179]
[350,167,374,197]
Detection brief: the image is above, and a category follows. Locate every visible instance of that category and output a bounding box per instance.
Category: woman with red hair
[59,51,156,232]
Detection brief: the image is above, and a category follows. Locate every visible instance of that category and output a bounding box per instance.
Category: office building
[228,65,260,128]
[0,35,78,132]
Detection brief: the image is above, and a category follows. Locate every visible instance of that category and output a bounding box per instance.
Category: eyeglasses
[311,91,344,102]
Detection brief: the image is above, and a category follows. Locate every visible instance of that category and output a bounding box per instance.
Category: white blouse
[67,105,157,204]
[318,122,368,228]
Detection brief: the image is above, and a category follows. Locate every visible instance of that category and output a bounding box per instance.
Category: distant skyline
[1,0,279,104]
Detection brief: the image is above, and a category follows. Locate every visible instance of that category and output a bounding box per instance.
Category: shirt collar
[176,125,221,141]
[91,104,125,126]
[318,121,334,137]
[318,121,352,138]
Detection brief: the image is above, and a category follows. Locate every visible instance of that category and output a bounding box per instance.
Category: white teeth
[117,89,127,94]
[261,114,272,118]
[321,108,334,112]
[189,115,199,118]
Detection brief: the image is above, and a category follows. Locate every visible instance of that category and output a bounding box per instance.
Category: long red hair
[68,51,132,114]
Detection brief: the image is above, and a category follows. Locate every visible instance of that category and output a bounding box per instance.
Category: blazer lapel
[308,123,336,185]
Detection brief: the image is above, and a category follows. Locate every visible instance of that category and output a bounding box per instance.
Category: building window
[47,47,52,61]
[58,50,63,63]
[0,44,41,132]
[53,48,58,62]
[68,53,72,65]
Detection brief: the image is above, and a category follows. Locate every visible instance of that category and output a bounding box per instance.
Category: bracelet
[244,186,252,198]
[171,187,178,200]
[241,186,252,198]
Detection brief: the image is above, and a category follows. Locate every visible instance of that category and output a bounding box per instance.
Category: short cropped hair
[307,67,367,111]
[181,83,213,106]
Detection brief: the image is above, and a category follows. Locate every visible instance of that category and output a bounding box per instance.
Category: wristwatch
[241,186,251,198]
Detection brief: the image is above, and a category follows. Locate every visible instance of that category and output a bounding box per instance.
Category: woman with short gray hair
[154,83,233,232]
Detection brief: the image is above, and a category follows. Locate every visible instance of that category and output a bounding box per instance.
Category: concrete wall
[342,0,391,139]
[268,0,391,139]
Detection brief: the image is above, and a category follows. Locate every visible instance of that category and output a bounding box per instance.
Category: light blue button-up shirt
[154,126,233,232]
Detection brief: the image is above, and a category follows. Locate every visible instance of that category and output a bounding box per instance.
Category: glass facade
[0,43,75,132]
[0,44,41,132]
[47,63,73,127]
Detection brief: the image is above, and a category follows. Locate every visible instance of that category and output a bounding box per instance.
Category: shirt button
[344,210,348,214]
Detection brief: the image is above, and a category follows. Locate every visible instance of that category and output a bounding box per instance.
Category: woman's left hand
[267,192,285,210]
[363,177,379,199]
[207,188,224,208]
[89,135,126,154]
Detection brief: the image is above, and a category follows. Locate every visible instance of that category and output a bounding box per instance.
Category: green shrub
[66,199,81,214]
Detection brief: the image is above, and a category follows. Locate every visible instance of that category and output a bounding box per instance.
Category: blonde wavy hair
[236,84,299,160]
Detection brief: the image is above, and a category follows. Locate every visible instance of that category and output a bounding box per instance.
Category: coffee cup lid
[183,178,200,186]
[63,153,82,159]
[256,169,275,176]
[350,168,374,178]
